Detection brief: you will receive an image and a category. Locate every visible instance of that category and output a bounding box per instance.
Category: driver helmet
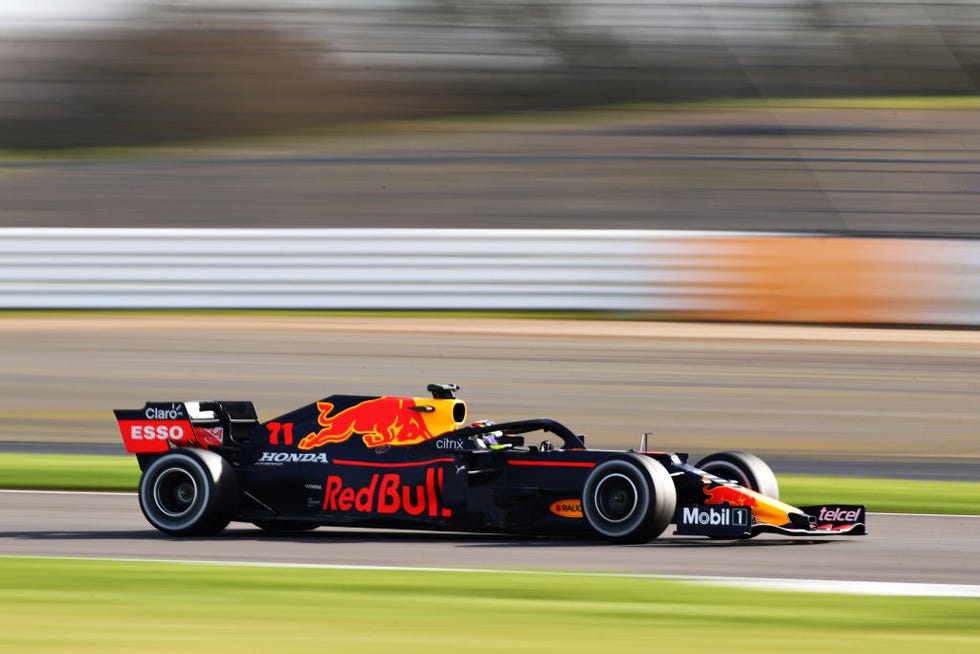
[469,419,506,449]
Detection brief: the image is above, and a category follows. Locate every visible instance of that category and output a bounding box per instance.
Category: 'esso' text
[131,424,185,441]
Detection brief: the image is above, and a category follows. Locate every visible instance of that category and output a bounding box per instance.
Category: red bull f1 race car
[114,384,867,542]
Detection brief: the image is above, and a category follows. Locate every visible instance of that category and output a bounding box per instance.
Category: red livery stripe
[332,458,455,468]
[507,460,595,468]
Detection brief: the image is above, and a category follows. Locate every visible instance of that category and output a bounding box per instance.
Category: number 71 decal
[267,422,295,446]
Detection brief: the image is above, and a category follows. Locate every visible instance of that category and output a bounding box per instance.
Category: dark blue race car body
[115,384,866,542]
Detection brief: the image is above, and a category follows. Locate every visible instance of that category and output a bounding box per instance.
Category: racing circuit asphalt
[2,315,979,468]
[3,106,980,236]
[2,317,979,589]
[2,490,978,587]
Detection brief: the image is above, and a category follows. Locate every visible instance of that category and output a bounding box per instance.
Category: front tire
[695,451,779,499]
[138,450,238,536]
[582,455,677,543]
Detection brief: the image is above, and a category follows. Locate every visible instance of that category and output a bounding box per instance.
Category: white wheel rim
[593,473,639,524]
[153,467,199,519]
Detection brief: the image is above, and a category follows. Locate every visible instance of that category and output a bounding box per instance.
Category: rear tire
[138,450,238,536]
[695,451,779,499]
[582,455,676,543]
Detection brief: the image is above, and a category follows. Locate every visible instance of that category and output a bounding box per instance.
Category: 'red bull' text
[323,468,452,518]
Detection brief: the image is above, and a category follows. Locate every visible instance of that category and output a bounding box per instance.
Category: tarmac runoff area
[5,106,980,236]
[1,315,978,472]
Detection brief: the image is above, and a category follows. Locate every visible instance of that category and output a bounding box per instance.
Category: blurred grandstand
[1,1,978,147]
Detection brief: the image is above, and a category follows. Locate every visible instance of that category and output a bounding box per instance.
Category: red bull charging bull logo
[703,482,760,508]
[298,396,461,450]
[702,479,801,527]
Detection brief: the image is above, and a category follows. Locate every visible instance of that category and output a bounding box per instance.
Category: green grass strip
[0,454,139,491]
[1,453,977,514]
[0,557,976,654]
[779,474,980,515]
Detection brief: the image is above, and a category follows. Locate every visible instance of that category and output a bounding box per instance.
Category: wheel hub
[154,468,199,518]
[594,473,639,524]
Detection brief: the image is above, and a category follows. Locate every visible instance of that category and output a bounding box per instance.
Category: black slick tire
[695,451,779,499]
[138,450,238,536]
[581,454,677,543]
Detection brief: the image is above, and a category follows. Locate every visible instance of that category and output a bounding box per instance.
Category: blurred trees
[1,25,345,148]
[1,0,978,149]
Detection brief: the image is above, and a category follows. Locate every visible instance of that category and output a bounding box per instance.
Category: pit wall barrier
[1,228,977,326]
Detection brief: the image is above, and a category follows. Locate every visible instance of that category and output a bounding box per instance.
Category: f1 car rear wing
[114,401,259,454]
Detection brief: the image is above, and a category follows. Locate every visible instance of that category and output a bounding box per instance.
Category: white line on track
[3,554,979,598]
[682,576,980,598]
